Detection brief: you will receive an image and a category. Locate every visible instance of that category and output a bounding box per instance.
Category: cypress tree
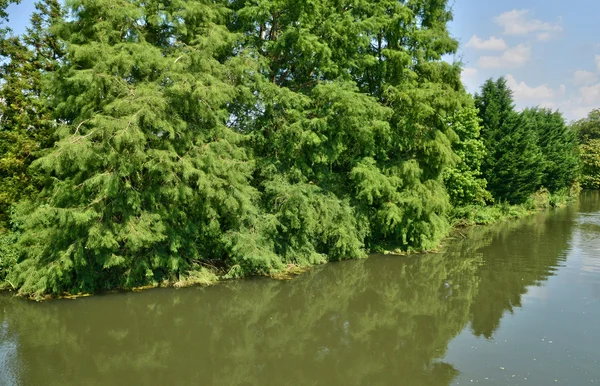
[474,77,544,204]
[521,107,579,193]
[231,0,468,251]
[6,0,476,296]
[491,113,544,203]
[8,0,276,296]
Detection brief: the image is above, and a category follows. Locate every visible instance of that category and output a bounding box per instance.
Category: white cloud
[573,70,598,86]
[494,9,562,37]
[537,33,552,41]
[579,83,600,105]
[536,82,600,121]
[595,55,600,71]
[461,67,479,92]
[539,99,596,122]
[478,44,531,69]
[505,74,565,101]
[465,35,508,51]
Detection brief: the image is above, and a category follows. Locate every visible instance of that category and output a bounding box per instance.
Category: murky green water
[1,192,600,386]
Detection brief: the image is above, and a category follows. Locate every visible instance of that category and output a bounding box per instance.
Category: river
[1,191,599,385]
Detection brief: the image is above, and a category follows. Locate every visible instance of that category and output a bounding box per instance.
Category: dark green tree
[474,78,514,174]
[474,78,544,203]
[521,107,579,193]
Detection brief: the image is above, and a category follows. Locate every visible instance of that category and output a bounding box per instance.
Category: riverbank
[0,188,581,300]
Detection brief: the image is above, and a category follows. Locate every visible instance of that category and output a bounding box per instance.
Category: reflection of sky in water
[522,285,550,302]
[574,211,600,300]
[446,202,600,385]
[0,320,19,386]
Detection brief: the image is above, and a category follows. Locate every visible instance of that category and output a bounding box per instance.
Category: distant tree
[474,78,544,203]
[572,108,600,143]
[474,78,514,175]
[521,107,579,192]
[572,109,600,189]
[580,139,600,189]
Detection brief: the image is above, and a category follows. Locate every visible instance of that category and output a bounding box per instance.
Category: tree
[520,107,579,193]
[580,139,600,189]
[443,103,491,206]
[8,0,276,296]
[572,108,600,143]
[572,109,600,189]
[474,78,514,176]
[474,78,544,204]
[7,0,475,296]
[0,0,63,227]
[231,0,468,252]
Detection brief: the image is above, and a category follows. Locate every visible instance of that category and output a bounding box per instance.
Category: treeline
[0,0,583,297]
[573,109,600,189]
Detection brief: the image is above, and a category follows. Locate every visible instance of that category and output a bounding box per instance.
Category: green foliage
[0,0,470,297]
[231,0,466,253]
[1,0,581,297]
[580,139,600,189]
[572,108,600,143]
[443,103,491,206]
[475,78,545,204]
[0,0,63,226]
[0,230,18,286]
[6,0,270,297]
[573,109,600,189]
[521,107,579,192]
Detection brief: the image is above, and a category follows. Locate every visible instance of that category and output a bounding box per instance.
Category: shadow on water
[0,192,597,386]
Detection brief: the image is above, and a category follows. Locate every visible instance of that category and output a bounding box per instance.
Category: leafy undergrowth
[450,187,578,228]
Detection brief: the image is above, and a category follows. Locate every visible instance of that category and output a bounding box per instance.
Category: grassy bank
[450,187,578,228]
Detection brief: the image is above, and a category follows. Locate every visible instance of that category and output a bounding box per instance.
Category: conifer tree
[231,0,468,251]
[8,0,276,296]
[474,78,514,177]
[6,0,476,296]
[521,107,579,192]
[474,77,544,203]
[0,0,63,227]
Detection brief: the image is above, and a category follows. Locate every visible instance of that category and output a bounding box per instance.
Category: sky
[5,0,600,121]
[448,0,600,122]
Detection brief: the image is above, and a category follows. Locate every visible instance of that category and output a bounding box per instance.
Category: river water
[1,191,599,386]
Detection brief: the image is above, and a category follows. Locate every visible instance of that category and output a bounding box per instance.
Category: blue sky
[6,0,600,121]
[449,0,600,121]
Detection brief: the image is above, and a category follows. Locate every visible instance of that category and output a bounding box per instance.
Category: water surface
[1,192,600,385]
